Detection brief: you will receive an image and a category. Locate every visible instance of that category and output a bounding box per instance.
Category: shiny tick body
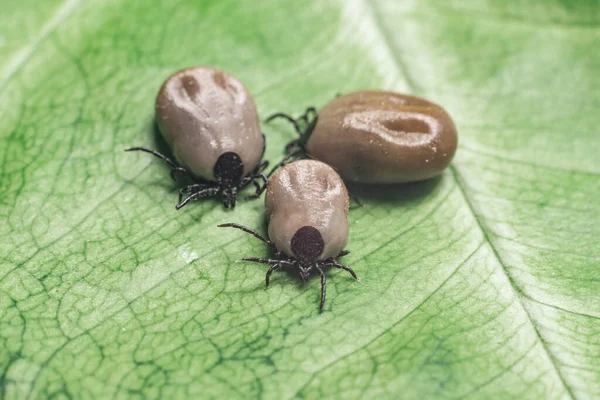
[126,66,268,209]
[219,160,357,310]
[268,90,458,184]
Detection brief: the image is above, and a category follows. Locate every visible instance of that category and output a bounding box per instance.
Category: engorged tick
[218,160,358,310]
[126,66,268,209]
[267,90,458,184]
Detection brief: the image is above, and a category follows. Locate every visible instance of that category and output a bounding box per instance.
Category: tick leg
[260,134,267,159]
[267,150,302,177]
[217,223,274,247]
[238,161,267,186]
[315,265,326,311]
[179,184,210,204]
[237,175,251,189]
[258,173,268,186]
[349,192,363,207]
[245,180,262,200]
[284,139,307,154]
[257,160,269,174]
[327,261,358,280]
[170,167,191,182]
[125,147,178,168]
[245,173,269,199]
[242,257,282,265]
[243,258,295,270]
[180,184,209,194]
[265,113,304,136]
[337,250,350,258]
[181,184,210,192]
[304,107,318,121]
[176,187,219,210]
[299,107,318,130]
[265,262,282,288]
[125,147,192,181]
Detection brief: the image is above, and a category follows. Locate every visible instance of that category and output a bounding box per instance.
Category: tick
[267,91,458,184]
[219,159,358,310]
[126,66,268,209]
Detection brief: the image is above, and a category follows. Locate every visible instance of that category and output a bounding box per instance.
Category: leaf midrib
[365,0,575,397]
[0,0,83,93]
[450,166,575,399]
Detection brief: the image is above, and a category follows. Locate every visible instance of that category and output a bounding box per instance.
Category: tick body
[268,91,457,184]
[126,66,268,209]
[219,160,357,310]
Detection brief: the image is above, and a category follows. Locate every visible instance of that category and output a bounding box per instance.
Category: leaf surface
[1,0,598,399]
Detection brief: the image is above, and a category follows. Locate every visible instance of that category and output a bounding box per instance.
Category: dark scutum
[291,226,325,262]
[213,152,244,186]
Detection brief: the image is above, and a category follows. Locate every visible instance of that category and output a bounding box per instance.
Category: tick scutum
[291,226,326,281]
[291,224,324,257]
[214,152,244,186]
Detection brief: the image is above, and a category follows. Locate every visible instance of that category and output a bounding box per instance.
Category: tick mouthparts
[300,269,310,282]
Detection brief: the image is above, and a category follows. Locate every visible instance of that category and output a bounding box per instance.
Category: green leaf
[1,0,598,398]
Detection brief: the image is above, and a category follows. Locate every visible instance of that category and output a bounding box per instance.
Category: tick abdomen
[155,66,263,181]
[306,91,457,183]
[265,160,349,260]
[126,66,269,210]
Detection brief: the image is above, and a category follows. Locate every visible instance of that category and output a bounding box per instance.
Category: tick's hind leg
[176,186,220,210]
[125,147,192,182]
[179,184,210,203]
[266,113,304,137]
[238,160,269,199]
[267,149,303,177]
[260,134,267,160]
[241,257,294,266]
[266,107,318,155]
[337,250,350,258]
[169,168,191,182]
[298,107,318,132]
[256,159,269,174]
[243,173,269,199]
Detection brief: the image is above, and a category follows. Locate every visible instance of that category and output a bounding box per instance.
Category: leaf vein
[450,165,576,399]
[289,241,483,398]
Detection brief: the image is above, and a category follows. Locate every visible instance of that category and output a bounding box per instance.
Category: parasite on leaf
[126,66,268,209]
[267,91,458,184]
[219,160,358,311]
